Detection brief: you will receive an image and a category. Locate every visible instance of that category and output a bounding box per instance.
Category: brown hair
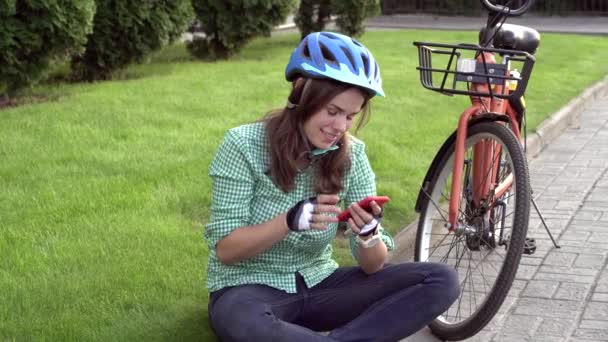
[264,78,373,193]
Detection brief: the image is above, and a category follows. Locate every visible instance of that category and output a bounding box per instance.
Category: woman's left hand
[347,200,382,236]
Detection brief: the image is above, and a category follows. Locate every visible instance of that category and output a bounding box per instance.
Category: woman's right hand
[286,194,341,231]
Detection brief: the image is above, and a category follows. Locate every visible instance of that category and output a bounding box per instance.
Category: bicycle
[411,0,557,340]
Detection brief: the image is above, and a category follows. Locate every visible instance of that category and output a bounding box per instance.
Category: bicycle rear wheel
[416,121,530,340]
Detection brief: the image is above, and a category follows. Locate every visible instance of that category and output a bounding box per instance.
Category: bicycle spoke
[452,240,471,320]
[440,235,464,264]
[435,235,463,263]
[453,239,470,278]
[470,251,480,315]
[425,239,463,251]
[421,187,449,222]
[478,246,490,294]
[442,184,473,222]
[474,248,505,276]
[418,122,530,334]
[424,232,457,236]
[424,233,457,262]
[502,211,515,219]
[498,192,515,202]
[479,139,501,201]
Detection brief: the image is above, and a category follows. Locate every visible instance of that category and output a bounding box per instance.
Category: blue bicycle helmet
[285,32,385,97]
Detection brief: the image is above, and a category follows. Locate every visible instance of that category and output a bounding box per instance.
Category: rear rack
[413,42,535,100]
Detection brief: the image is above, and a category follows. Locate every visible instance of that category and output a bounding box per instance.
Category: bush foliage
[0,0,95,97]
[294,0,379,39]
[187,0,295,60]
[294,0,331,39]
[332,0,379,37]
[71,0,193,81]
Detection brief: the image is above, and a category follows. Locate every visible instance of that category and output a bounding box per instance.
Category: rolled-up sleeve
[204,129,255,249]
[346,140,394,258]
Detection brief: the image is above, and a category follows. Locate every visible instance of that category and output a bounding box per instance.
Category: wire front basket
[413,42,535,100]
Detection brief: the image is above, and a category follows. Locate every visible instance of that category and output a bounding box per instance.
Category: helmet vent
[340,47,355,69]
[285,32,384,96]
[362,54,370,76]
[322,32,339,40]
[302,38,311,58]
[321,45,337,65]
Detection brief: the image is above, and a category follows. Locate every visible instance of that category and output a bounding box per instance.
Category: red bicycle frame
[447,52,522,229]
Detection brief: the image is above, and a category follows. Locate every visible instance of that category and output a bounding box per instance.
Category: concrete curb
[389,74,608,263]
[389,218,419,263]
[526,74,608,158]
[274,16,338,32]
[275,22,297,31]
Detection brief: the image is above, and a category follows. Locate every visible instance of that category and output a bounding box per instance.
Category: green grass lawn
[2,29,607,341]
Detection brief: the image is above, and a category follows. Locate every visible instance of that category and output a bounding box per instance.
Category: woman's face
[303,87,366,150]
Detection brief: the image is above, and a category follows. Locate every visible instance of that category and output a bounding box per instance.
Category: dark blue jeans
[208,262,459,342]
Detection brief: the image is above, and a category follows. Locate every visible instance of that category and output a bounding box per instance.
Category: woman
[205,31,459,342]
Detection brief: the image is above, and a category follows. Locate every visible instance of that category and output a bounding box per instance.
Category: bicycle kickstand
[530,190,561,249]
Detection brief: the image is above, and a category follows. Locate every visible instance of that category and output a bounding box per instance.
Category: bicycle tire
[415,121,530,341]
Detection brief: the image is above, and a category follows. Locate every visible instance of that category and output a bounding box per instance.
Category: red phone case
[337,195,390,222]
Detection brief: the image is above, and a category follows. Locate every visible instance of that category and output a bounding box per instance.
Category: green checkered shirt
[205,122,394,293]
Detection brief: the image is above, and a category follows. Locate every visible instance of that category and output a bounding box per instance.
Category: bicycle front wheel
[416,121,530,340]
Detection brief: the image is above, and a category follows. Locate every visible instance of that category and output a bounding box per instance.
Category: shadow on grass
[173,34,299,63]
[235,35,300,61]
[49,33,298,83]
[170,308,215,342]
[139,303,216,341]
[177,195,208,233]
[38,43,193,86]
[4,34,300,111]
[0,93,64,111]
[149,43,195,64]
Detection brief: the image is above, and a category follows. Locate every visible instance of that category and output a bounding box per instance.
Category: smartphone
[337,195,390,222]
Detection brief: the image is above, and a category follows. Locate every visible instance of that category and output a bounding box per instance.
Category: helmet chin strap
[311,145,339,156]
[297,124,340,162]
[293,78,340,160]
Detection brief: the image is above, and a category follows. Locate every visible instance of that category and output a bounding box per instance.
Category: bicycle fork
[448,52,512,230]
[448,103,485,229]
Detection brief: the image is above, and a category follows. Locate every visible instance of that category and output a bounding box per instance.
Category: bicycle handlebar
[480,0,535,17]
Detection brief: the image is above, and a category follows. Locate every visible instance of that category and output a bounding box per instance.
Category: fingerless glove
[359,213,383,236]
[286,197,317,232]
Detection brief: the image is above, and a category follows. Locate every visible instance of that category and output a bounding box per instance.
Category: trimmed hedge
[294,0,379,39]
[294,0,331,39]
[332,0,379,37]
[71,0,193,81]
[0,0,95,97]
[187,0,295,60]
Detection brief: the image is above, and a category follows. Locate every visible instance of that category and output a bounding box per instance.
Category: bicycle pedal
[523,238,536,255]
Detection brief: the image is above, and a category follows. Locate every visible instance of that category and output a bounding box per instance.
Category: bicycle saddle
[481,24,541,55]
